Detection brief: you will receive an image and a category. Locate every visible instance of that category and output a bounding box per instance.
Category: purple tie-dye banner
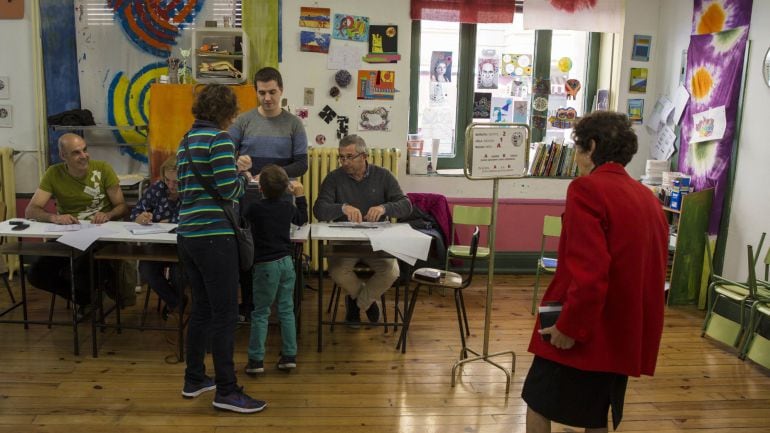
[679,0,752,234]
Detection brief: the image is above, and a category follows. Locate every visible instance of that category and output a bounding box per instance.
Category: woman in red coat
[522,111,668,433]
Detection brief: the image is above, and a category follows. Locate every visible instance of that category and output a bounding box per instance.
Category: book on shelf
[528,141,576,177]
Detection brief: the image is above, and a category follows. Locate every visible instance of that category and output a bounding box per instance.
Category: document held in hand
[538,302,563,342]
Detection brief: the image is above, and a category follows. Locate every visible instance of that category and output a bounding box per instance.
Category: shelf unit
[665,188,714,306]
[191,28,248,84]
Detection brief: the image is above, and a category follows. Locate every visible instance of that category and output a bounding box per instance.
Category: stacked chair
[739,245,770,368]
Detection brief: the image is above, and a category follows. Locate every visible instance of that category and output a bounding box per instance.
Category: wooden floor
[1,274,770,433]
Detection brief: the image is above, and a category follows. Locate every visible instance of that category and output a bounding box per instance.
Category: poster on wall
[473,93,492,119]
[491,97,514,123]
[299,7,331,28]
[501,53,533,77]
[629,68,648,93]
[300,31,330,53]
[357,106,392,131]
[332,14,369,42]
[369,25,398,54]
[430,51,453,83]
[477,57,499,90]
[357,70,396,100]
[632,35,652,61]
[627,99,644,123]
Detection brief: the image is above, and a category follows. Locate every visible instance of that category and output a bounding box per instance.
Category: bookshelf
[528,141,577,177]
[665,188,714,305]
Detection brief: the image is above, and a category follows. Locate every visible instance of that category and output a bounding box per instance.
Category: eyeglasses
[337,152,364,162]
[164,177,178,184]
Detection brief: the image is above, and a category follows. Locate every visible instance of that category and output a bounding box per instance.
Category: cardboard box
[408,155,429,175]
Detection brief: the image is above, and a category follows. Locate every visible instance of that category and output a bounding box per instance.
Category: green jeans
[248,255,297,361]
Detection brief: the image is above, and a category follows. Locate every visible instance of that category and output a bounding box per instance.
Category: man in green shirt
[25,133,128,308]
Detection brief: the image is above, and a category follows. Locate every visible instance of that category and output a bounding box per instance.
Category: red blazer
[528,163,668,377]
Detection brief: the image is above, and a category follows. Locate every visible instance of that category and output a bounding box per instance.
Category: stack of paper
[366,224,431,265]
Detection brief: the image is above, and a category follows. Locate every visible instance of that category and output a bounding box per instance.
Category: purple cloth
[406,192,454,245]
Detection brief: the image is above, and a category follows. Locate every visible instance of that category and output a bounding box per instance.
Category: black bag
[182,136,254,271]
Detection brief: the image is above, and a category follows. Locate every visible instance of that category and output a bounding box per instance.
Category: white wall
[0,10,43,195]
[654,1,770,280]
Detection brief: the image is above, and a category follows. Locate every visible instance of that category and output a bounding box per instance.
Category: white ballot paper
[366,224,432,266]
[56,226,116,251]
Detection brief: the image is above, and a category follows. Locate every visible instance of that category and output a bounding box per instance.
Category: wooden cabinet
[191,28,248,84]
[665,188,714,305]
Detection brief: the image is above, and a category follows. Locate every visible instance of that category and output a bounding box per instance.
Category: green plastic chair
[739,245,770,367]
[444,205,492,272]
[702,233,766,349]
[531,215,562,314]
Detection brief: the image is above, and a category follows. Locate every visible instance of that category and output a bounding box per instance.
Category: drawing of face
[479,62,496,88]
[435,62,446,76]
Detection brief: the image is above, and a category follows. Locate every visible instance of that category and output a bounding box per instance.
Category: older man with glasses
[313,135,412,327]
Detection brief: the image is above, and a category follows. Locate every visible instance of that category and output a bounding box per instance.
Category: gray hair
[339,134,368,155]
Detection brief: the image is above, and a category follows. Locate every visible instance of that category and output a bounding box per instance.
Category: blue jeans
[248,255,296,361]
[138,261,182,310]
[178,235,239,395]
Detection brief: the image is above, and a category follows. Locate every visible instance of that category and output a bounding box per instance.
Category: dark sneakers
[344,295,361,328]
[212,387,267,413]
[181,376,216,398]
[245,359,264,375]
[365,301,380,323]
[277,355,297,371]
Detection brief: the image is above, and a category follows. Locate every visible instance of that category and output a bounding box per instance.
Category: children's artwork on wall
[627,99,644,123]
[368,25,398,54]
[501,53,533,77]
[300,31,330,53]
[319,105,337,123]
[332,14,369,42]
[632,35,652,61]
[358,106,391,131]
[473,93,492,119]
[336,116,349,139]
[557,56,573,73]
[513,101,529,123]
[0,105,12,128]
[629,68,648,93]
[108,0,201,58]
[491,97,514,123]
[430,51,453,83]
[0,76,8,99]
[299,7,330,28]
[295,107,309,122]
[477,57,500,90]
[429,82,448,106]
[565,79,581,100]
[597,89,610,110]
[357,70,397,100]
[690,105,727,144]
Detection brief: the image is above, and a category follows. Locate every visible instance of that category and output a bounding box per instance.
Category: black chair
[327,260,391,333]
[398,226,481,357]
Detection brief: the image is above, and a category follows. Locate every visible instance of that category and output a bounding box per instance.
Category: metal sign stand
[451,122,530,395]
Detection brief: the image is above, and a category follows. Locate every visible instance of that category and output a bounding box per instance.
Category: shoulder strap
[181,133,223,202]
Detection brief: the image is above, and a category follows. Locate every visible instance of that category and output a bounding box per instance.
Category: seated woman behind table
[130,156,184,320]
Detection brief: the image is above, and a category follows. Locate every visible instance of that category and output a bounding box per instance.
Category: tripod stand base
[451,349,516,394]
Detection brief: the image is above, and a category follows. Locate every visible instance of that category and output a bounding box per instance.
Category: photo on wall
[430,51,453,83]
[629,67,648,93]
[632,35,652,61]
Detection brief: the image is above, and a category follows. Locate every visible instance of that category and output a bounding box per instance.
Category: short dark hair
[253,67,283,90]
[572,111,638,166]
[192,84,238,129]
[259,164,289,199]
[338,134,368,154]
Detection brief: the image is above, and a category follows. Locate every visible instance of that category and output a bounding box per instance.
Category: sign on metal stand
[455,122,530,395]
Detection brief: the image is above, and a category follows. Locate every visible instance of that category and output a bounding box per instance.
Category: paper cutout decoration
[501,53,533,77]
[627,99,644,123]
[632,35,652,61]
[565,79,581,100]
[295,107,309,121]
[558,57,573,72]
[319,105,337,123]
[491,97,514,123]
[357,70,397,100]
[300,31,330,53]
[332,14,369,42]
[315,134,326,145]
[336,116,350,139]
[549,107,578,129]
[629,68,648,93]
[358,106,391,131]
[473,93,492,119]
[299,7,331,29]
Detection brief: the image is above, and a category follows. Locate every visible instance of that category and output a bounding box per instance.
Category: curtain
[410,0,515,24]
[243,0,279,74]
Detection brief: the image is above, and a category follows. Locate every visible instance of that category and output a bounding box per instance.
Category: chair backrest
[764,247,770,281]
[748,244,759,298]
[452,205,492,226]
[463,226,481,288]
[542,215,562,237]
[704,232,766,282]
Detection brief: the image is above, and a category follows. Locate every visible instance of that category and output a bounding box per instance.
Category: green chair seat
[714,285,750,301]
[448,245,490,259]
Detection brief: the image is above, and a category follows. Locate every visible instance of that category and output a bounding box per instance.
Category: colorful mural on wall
[678,0,753,233]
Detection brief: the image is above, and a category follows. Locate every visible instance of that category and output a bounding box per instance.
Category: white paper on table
[690,105,726,144]
[327,44,365,70]
[44,223,94,232]
[56,226,116,251]
[651,125,677,161]
[645,96,674,133]
[670,85,690,125]
[367,224,431,263]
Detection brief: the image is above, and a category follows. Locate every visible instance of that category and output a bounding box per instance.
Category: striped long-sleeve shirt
[176,119,248,238]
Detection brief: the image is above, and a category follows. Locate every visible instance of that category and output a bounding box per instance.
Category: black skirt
[521,356,629,430]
